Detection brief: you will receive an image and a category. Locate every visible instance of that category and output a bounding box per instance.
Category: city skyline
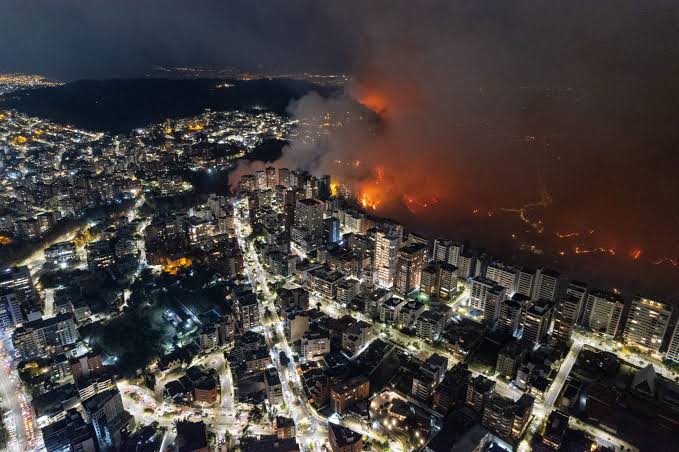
[1,2,678,452]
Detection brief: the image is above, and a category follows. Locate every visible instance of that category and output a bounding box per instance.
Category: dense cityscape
[2,1,679,452]
[0,89,678,452]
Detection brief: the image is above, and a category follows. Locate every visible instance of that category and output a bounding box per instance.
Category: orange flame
[402,193,440,213]
[358,92,389,115]
[653,257,679,267]
[574,246,616,256]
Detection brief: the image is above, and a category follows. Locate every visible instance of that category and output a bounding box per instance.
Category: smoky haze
[2,1,679,295]
[235,1,679,296]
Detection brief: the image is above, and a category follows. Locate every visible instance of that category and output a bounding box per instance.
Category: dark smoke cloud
[251,1,679,296]
[3,1,679,295]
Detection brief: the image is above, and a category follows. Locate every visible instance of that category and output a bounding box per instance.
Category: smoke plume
[235,1,679,296]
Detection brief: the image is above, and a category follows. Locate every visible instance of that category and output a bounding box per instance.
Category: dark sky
[2,1,679,297]
[0,0,356,79]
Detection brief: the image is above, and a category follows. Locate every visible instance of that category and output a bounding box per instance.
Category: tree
[266,403,278,426]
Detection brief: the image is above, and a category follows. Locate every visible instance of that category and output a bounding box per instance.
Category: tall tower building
[394,243,427,296]
[522,299,554,347]
[432,239,464,267]
[531,268,566,301]
[485,262,520,294]
[665,321,679,362]
[581,290,624,337]
[552,295,581,345]
[623,296,672,353]
[373,230,402,288]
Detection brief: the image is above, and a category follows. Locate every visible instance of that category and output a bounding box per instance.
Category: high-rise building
[522,299,554,347]
[483,285,506,327]
[498,294,528,337]
[495,341,527,379]
[264,367,284,404]
[86,240,115,273]
[432,363,471,414]
[456,251,476,280]
[278,168,290,187]
[542,410,570,450]
[330,376,369,414]
[466,375,495,413]
[581,290,624,337]
[300,329,331,360]
[83,388,135,451]
[12,314,79,359]
[373,230,401,288]
[0,265,37,308]
[432,239,464,266]
[515,268,536,298]
[566,280,588,324]
[531,268,566,301]
[552,295,582,345]
[254,170,267,189]
[485,262,520,294]
[665,321,679,362]
[0,290,26,330]
[238,292,260,331]
[469,276,504,322]
[481,394,534,443]
[291,198,325,253]
[420,262,458,299]
[42,409,98,452]
[623,296,672,353]
[323,217,341,245]
[294,198,324,232]
[265,166,278,188]
[416,310,447,341]
[394,243,427,295]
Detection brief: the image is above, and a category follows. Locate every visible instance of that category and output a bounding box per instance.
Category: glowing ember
[630,248,642,260]
[0,235,13,245]
[574,246,616,256]
[161,257,193,275]
[402,193,440,213]
[653,257,679,267]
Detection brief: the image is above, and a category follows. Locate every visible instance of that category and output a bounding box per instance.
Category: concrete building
[342,321,373,355]
[623,296,672,353]
[394,243,427,296]
[83,388,135,451]
[420,262,458,300]
[531,268,566,302]
[379,297,406,325]
[416,310,447,341]
[432,239,464,267]
[329,423,363,452]
[12,314,79,359]
[485,262,520,294]
[498,294,528,337]
[466,375,495,413]
[481,394,534,443]
[552,294,582,345]
[300,330,331,360]
[581,289,624,337]
[373,229,401,288]
[264,367,284,405]
[666,321,679,362]
[330,376,369,414]
[522,299,554,348]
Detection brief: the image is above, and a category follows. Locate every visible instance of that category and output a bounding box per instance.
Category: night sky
[2,0,679,298]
